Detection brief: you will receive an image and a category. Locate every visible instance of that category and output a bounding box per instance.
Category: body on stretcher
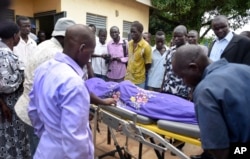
[91,104,201,159]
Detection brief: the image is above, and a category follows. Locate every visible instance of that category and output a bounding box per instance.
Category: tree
[150,0,250,40]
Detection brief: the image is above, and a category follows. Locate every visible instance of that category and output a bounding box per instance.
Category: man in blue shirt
[29,24,96,159]
[172,45,250,159]
[147,30,168,92]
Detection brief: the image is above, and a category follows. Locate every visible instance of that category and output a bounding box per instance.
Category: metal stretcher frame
[137,124,201,146]
[91,104,201,159]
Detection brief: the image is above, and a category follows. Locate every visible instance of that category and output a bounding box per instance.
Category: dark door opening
[38,15,54,39]
[35,11,66,40]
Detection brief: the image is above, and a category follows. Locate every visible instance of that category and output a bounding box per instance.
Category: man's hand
[102,98,117,106]
[112,57,121,62]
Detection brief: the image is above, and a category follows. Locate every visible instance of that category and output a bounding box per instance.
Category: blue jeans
[135,81,145,89]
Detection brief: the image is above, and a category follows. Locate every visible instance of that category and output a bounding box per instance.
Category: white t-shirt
[91,41,108,75]
[13,36,37,66]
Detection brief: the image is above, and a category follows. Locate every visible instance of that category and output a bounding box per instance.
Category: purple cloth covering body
[86,78,197,124]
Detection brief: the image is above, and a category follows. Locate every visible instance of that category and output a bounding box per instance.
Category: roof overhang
[136,0,153,7]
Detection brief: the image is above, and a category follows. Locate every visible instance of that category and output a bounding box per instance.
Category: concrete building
[6,0,152,40]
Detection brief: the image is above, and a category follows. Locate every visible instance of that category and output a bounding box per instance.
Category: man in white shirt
[14,16,37,65]
[208,15,250,65]
[147,31,168,92]
[91,28,109,80]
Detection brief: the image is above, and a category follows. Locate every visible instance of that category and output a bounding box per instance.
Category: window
[2,9,14,21]
[86,13,107,35]
[123,20,132,39]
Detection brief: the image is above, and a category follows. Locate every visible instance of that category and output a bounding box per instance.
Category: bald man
[161,25,191,100]
[28,24,95,159]
[208,15,250,65]
[172,45,250,159]
[160,25,191,155]
[187,30,208,55]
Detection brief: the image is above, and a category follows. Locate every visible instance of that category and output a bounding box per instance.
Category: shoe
[190,152,214,159]
[190,155,203,159]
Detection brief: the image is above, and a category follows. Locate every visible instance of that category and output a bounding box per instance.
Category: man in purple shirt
[28,24,96,159]
[107,26,128,82]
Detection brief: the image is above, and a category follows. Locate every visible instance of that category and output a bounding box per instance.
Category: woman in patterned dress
[0,21,31,159]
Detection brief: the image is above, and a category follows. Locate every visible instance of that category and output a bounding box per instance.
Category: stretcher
[91,104,201,159]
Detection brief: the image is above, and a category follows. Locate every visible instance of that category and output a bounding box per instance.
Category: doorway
[38,15,54,39]
[34,11,66,40]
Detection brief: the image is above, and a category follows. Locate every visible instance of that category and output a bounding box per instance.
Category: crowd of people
[1,4,250,158]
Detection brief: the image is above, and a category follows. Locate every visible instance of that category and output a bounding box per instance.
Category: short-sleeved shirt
[193,59,250,150]
[91,40,108,76]
[161,46,190,99]
[147,46,168,88]
[13,36,37,66]
[125,38,152,84]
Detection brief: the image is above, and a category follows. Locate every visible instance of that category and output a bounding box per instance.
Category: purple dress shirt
[107,39,128,79]
[28,52,94,159]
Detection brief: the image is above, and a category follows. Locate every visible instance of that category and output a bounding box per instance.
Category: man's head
[31,24,36,34]
[37,30,46,42]
[187,30,199,44]
[51,17,76,47]
[88,24,96,34]
[172,45,210,88]
[16,16,31,37]
[240,31,250,39]
[110,26,120,42]
[0,20,20,48]
[143,32,151,44]
[98,28,107,45]
[63,24,96,68]
[155,31,165,50]
[172,25,187,48]
[130,21,143,43]
[211,15,230,40]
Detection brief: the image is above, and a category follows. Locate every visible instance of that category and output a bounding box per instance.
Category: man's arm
[0,53,24,94]
[194,87,230,159]
[61,84,92,158]
[87,62,94,78]
[144,44,152,72]
[28,89,44,137]
[90,92,116,106]
[145,63,151,72]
